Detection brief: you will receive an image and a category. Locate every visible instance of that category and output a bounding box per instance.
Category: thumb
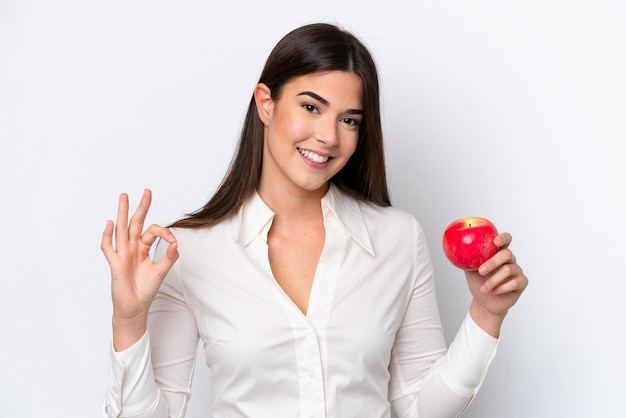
[155,241,179,280]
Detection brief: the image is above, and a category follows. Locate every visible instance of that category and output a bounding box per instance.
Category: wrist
[112,313,148,352]
[469,299,507,338]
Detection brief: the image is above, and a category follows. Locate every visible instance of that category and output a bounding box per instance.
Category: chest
[175,217,416,373]
[192,255,404,376]
[267,222,325,315]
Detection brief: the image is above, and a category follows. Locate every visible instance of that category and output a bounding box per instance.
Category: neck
[257,182,329,221]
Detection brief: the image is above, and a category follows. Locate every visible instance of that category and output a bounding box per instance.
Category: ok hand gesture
[101,189,179,350]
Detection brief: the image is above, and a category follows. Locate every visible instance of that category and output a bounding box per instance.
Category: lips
[297,147,330,163]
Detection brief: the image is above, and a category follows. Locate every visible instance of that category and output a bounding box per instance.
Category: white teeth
[298,148,329,163]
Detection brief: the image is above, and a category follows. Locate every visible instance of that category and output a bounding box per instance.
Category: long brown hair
[171,23,390,229]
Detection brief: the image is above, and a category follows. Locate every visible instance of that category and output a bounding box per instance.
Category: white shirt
[104,184,498,418]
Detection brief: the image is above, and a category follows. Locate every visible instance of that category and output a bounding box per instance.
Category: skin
[255,71,363,201]
[101,71,527,351]
[253,71,364,314]
[101,189,179,351]
[467,233,527,338]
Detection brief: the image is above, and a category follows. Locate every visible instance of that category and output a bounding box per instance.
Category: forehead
[282,71,364,106]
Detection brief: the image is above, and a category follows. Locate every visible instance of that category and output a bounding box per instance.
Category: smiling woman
[255,71,363,200]
[100,22,528,418]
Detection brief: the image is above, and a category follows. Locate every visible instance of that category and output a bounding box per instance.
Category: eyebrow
[297,91,364,115]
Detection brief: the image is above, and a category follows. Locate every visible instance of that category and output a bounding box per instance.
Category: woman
[101,23,528,417]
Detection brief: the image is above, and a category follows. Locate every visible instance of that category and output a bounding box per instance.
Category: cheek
[341,135,359,158]
[273,113,310,141]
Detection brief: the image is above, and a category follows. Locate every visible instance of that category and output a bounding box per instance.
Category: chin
[296,179,331,194]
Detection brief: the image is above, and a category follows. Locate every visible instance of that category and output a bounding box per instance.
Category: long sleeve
[104,333,169,417]
[102,190,500,417]
[389,218,498,418]
[103,239,200,418]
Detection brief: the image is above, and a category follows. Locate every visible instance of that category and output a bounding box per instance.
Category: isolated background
[1,1,625,417]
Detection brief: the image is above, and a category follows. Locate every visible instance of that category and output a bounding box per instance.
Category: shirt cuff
[104,332,161,417]
[438,312,499,398]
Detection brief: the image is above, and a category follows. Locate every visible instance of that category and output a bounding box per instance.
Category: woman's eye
[302,103,319,113]
[341,117,361,127]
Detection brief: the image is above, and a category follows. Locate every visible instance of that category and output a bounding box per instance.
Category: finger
[478,247,514,275]
[155,241,179,280]
[493,274,528,295]
[115,193,130,250]
[139,224,176,250]
[129,189,152,241]
[139,225,179,280]
[493,232,512,248]
[481,263,523,293]
[100,220,116,261]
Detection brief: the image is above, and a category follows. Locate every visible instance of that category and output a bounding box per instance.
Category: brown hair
[171,23,390,229]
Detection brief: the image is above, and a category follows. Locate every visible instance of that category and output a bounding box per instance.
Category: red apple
[442,217,499,271]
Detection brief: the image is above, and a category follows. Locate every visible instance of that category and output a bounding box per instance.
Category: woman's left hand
[465,232,528,336]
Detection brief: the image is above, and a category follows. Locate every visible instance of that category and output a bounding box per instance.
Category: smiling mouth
[297,148,330,163]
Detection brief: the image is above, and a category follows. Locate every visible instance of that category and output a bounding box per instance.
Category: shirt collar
[235,184,375,256]
[322,184,375,256]
[236,190,275,246]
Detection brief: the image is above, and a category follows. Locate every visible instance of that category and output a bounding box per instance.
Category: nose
[315,117,339,147]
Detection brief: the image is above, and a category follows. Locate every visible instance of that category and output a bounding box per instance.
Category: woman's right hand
[101,189,179,351]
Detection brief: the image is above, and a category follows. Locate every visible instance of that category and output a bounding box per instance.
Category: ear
[254,83,274,126]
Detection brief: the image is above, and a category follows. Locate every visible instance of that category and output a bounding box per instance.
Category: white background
[1,1,625,417]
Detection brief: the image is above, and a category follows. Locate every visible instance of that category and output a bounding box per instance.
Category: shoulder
[328,184,420,233]
[359,201,431,254]
[167,216,237,257]
[169,225,215,243]
[359,202,420,232]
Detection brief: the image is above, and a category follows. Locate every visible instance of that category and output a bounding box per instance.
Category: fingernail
[480,285,490,294]
[479,266,488,275]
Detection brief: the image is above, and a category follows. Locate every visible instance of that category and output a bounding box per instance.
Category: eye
[301,103,319,113]
[341,117,361,127]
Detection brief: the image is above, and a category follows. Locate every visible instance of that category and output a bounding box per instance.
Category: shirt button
[111,385,118,394]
